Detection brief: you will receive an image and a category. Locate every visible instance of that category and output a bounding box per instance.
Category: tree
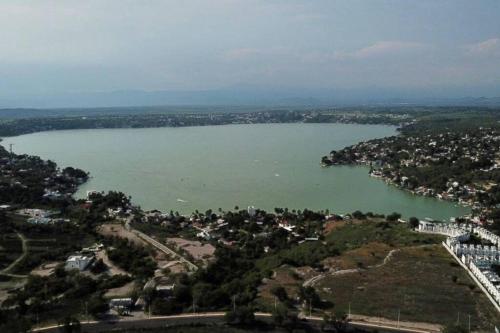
[142,286,157,306]
[90,259,107,274]
[442,323,467,333]
[225,306,255,325]
[409,216,419,229]
[151,298,176,315]
[352,211,366,220]
[270,285,288,302]
[272,306,300,331]
[386,212,402,222]
[271,304,289,326]
[87,294,109,317]
[298,286,321,307]
[322,311,350,332]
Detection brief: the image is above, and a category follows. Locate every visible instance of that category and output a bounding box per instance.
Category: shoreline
[2,122,468,221]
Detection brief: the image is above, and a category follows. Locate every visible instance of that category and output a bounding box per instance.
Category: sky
[0,0,499,106]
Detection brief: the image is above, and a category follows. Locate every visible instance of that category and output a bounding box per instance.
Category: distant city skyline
[0,0,499,107]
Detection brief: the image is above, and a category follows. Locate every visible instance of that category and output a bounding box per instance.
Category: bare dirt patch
[259,265,302,302]
[153,251,188,277]
[31,262,61,277]
[98,223,146,247]
[104,281,136,298]
[323,219,366,235]
[166,237,215,263]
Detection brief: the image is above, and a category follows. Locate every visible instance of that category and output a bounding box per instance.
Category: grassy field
[256,220,444,273]
[316,245,500,329]
[255,221,499,330]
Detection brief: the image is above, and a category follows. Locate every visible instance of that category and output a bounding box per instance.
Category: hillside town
[323,127,500,226]
[0,144,88,207]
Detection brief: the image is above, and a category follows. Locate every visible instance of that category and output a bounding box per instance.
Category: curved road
[32,312,437,333]
[0,232,28,278]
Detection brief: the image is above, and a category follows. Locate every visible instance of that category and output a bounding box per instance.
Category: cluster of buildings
[16,208,67,224]
[139,205,323,248]
[326,128,500,221]
[0,147,87,207]
[418,221,500,311]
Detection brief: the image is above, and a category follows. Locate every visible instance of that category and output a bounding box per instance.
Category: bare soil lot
[166,237,215,262]
[104,281,136,298]
[98,223,146,247]
[31,261,61,277]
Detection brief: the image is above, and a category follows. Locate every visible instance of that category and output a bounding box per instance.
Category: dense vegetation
[105,237,157,280]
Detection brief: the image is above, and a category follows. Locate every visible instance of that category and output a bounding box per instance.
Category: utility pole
[274,296,277,311]
[348,302,351,319]
[468,314,471,333]
[9,143,13,166]
[233,295,236,312]
[397,308,400,328]
[85,301,88,323]
[457,312,460,325]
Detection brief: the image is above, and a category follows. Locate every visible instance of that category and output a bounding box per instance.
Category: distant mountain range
[0,88,499,110]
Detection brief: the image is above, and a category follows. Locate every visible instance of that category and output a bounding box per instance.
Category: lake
[3,123,469,219]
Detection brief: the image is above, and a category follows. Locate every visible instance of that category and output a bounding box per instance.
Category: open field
[316,245,500,329]
[256,221,499,330]
[320,241,394,270]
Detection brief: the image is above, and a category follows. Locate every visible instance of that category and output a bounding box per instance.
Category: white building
[247,206,256,217]
[419,220,500,311]
[65,254,94,271]
[110,298,133,314]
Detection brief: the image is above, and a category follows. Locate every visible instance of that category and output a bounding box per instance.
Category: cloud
[225,48,263,60]
[224,47,289,61]
[464,38,500,56]
[335,41,427,60]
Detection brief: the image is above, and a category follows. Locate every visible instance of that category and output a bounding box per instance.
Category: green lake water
[3,123,469,219]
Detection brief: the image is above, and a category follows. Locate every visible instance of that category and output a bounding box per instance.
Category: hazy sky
[0,0,499,101]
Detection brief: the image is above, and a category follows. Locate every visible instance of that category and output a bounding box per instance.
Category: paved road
[32,312,437,333]
[130,227,198,271]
